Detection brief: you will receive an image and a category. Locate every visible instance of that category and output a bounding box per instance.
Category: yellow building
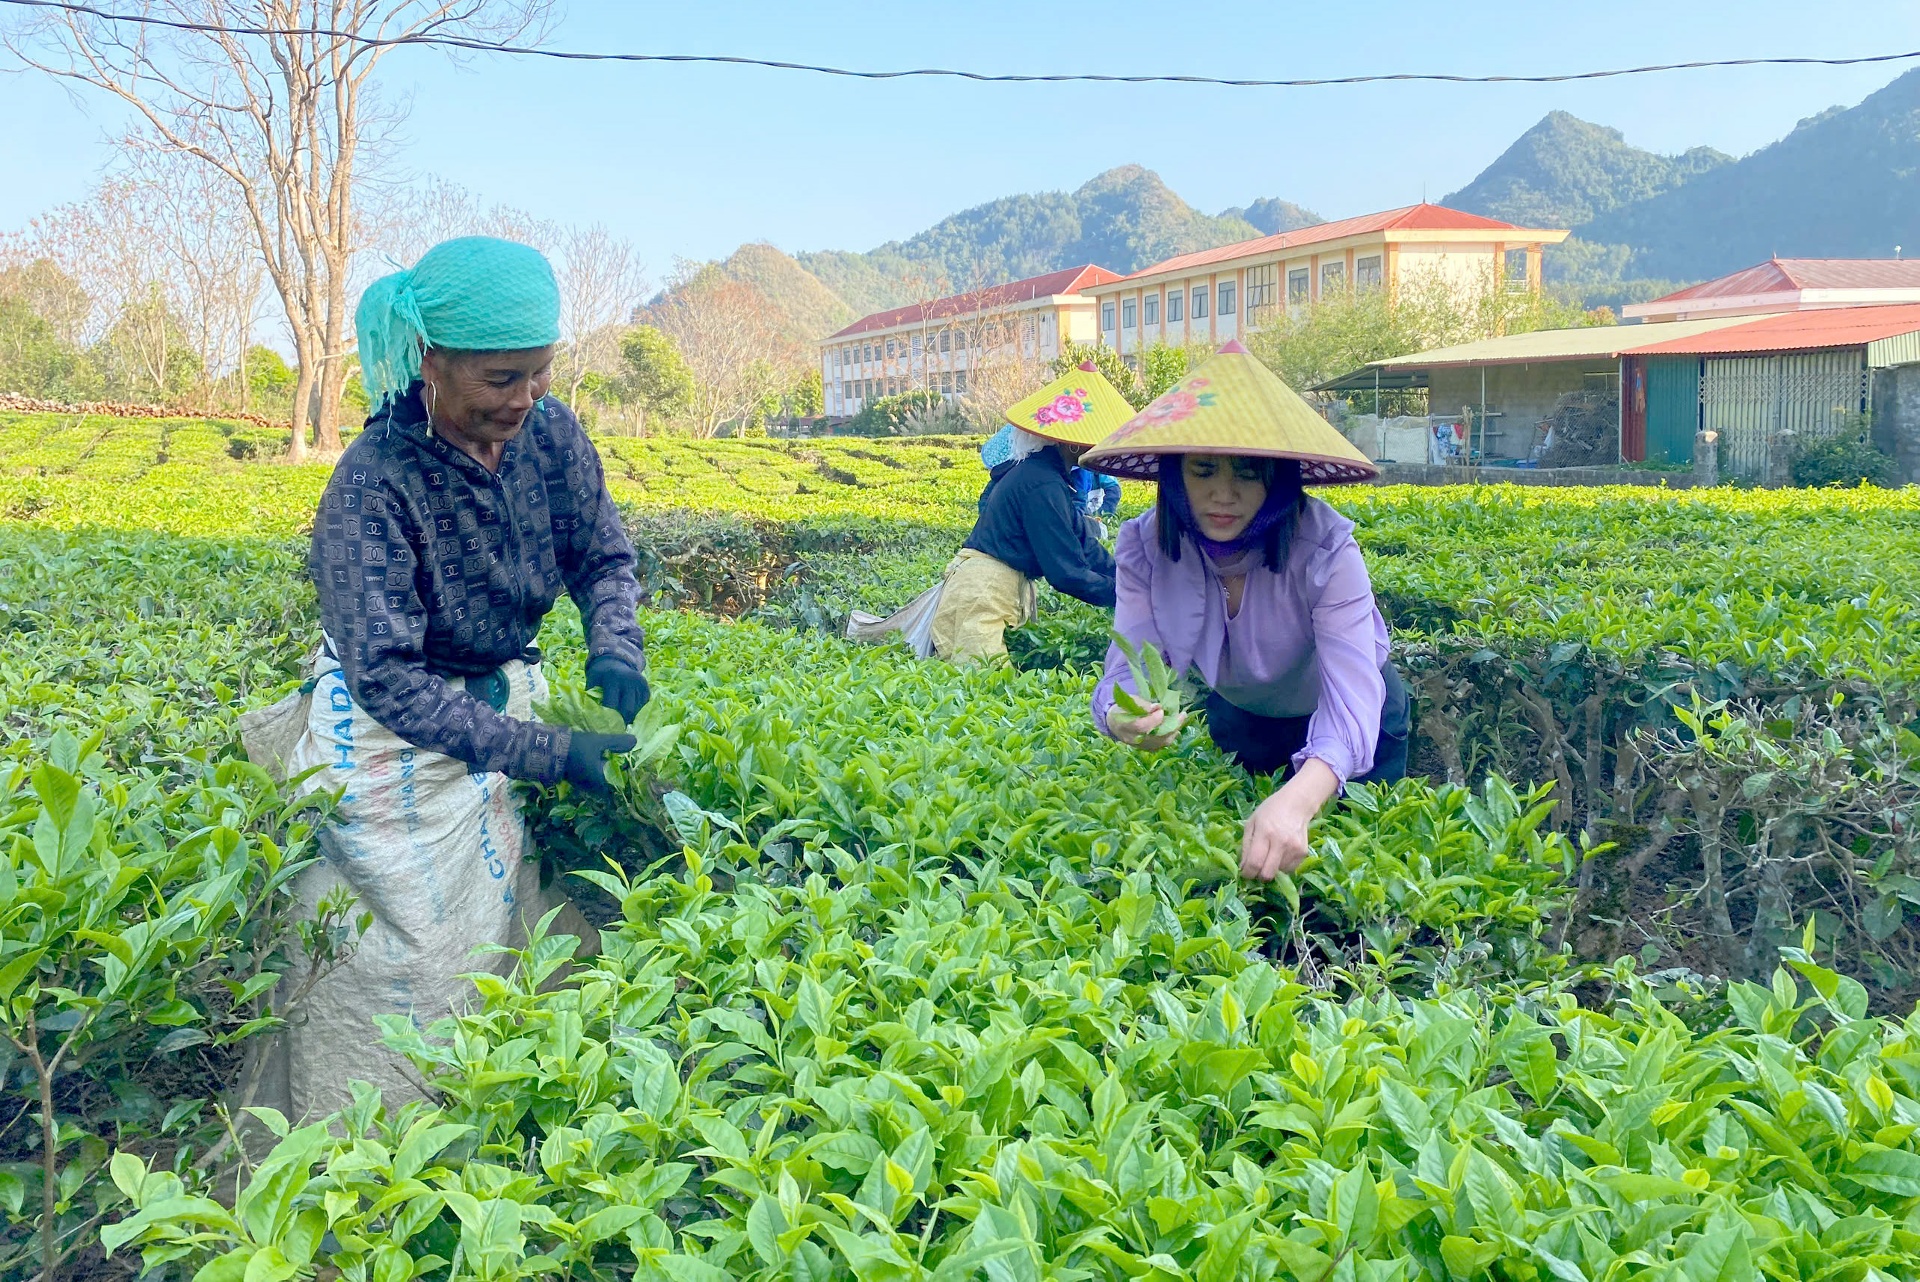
[1082,204,1568,363]
[820,264,1122,417]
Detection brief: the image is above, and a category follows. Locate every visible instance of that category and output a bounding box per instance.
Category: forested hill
[689,66,1920,339]
[793,165,1317,318]
[1579,68,1920,278]
[1443,110,1730,230]
[1448,70,1920,296]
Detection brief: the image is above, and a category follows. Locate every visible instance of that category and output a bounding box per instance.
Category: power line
[5,0,1920,89]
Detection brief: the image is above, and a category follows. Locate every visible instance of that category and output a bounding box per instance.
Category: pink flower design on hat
[1033,390,1089,426]
[1105,379,1216,443]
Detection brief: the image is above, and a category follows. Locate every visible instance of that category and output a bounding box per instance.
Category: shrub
[1791,420,1898,488]
[1049,342,1145,408]
[843,389,948,437]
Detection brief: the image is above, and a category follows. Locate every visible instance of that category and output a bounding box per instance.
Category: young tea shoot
[1110,628,1200,747]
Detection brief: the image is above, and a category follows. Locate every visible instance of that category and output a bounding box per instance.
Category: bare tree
[24,178,183,395]
[5,0,553,460]
[366,174,555,272]
[0,245,92,347]
[127,147,265,406]
[554,223,646,410]
[15,158,265,406]
[647,261,797,439]
[944,273,1046,427]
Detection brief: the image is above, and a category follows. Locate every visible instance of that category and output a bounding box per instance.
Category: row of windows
[826,313,1059,372]
[1104,280,1233,331]
[1101,255,1387,331]
[834,371,968,402]
[828,330,981,371]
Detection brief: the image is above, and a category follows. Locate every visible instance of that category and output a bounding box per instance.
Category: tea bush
[7,416,1920,1276]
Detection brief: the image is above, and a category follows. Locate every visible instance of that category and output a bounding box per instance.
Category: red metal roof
[1622,304,1920,356]
[1108,204,1556,283]
[827,264,1124,339]
[1644,258,1920,305]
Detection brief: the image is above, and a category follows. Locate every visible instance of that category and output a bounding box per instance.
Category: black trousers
[1205,662,1411,783]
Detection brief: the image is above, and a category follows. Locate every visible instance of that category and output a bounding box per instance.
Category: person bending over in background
[927,365,1135,662]
[1082,342,1409,883]
[1073,465,1123,541]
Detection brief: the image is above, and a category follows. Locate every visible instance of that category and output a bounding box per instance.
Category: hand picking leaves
[1109,628,1201,748]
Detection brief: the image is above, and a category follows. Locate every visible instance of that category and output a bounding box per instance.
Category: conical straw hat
[1080,341,1379,484]
[1000,361,1138,447]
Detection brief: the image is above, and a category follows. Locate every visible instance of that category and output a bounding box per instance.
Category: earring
[425,380,439,435]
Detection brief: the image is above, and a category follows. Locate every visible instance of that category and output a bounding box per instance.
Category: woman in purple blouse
[1081,343,1408,884]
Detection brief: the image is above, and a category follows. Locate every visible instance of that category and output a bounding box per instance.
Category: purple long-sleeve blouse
[1091,498,1392,784]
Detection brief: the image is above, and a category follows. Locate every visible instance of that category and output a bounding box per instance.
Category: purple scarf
[1159,456,1300,563]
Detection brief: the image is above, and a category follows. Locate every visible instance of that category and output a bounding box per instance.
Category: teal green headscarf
[355,236,561,405]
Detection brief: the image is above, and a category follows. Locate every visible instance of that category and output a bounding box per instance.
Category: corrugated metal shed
[1369,315,1761,370]
[1640,259,1920,305]
[1621,304,1920,358]
[1867,331,1920,367]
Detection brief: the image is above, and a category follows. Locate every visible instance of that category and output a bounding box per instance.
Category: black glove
[562,730,636,794]
[586,656,651,723]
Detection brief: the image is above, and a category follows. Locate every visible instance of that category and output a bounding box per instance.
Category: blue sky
[3,0,1919,279]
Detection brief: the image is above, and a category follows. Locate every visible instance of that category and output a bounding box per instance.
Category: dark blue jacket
[309,386,644,781]
[963,449,1116,607]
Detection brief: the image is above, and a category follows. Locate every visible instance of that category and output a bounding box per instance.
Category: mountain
[716,242,854,345]
[1580,68,1920,279]
[795,166,1289,316]
[1219,196,1324,236]
[1444,111,1730,229]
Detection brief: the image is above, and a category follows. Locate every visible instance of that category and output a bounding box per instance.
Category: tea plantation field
[7,410,1920,1280]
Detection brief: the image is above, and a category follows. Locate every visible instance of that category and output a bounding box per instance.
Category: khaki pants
[929,549,1035,664]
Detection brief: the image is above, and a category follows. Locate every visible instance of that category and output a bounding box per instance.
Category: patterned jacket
[308,386,645,782]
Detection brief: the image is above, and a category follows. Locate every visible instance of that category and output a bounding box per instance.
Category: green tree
[789,367,824,419]
[1247,275,1607,410]
[617,325,695,433]
[846,389,945,437]
[1140,341,1207,401]
[0,295,96,400]
[1049,341,1145,408]
[242,345,296,417]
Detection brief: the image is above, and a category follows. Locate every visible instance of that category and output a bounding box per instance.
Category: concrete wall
[1429,360,1618,459]
[1376,464,1701,488]
[1395,243,1501,295]
[1871,364,1920,484]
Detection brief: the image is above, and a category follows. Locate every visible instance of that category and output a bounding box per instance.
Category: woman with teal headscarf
[278,237,650,1116]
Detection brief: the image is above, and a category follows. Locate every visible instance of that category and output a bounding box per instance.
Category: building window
[1144,292,1159,325]
[1504,247,1530,291]
[940,372,952,393]
[1356,255,1383,291]
[1167,289,1184,323]
[939,330,950,353]
[863,344,872,362]
[1102,301,1116,331]
[911,334,922,357]
[1191,285,1209,320]
[955,370,968,393]
[1122,354,1139,371]
[1321,262,1346,295]
[1288,268,1309,304]
[1218,280,1237,316]
[1244,264,1276,325]
[1122,298,1136,329]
